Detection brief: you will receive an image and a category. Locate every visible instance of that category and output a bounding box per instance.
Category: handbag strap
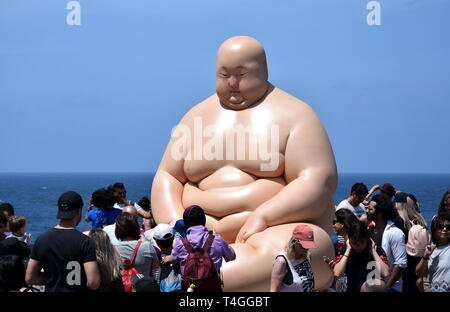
[121,240,142,265]
[130,240,143,264]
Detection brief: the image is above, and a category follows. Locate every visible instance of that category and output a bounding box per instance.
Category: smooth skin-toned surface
[151,36,337,291]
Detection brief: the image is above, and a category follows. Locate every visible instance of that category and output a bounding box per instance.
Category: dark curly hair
[91,188,116,210]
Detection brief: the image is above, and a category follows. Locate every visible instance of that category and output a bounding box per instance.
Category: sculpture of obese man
[151,36,337,291]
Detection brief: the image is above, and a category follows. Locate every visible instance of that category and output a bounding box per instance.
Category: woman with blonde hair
[394,193,429,292]
[394,193,427,231]
[88,228,124,292]
[270,225,316,292]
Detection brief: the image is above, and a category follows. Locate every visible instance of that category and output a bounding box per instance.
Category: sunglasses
[437,223,450,231]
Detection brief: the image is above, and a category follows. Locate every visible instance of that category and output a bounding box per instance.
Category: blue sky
[1,0,449,173]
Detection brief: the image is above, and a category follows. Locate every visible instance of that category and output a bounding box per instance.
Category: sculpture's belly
[197,166,257,190]
[183,166,285,213]
[182,170,286,241]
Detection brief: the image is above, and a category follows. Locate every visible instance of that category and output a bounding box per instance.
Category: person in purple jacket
[169,205,236,281]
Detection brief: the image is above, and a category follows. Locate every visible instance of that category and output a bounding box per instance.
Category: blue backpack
[159,263,182,292]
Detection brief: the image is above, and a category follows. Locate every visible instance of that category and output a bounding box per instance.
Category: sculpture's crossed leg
[221,223,335,292]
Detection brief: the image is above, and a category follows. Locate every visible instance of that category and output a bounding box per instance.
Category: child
[153,224,182,292]
[85,188,121,229]
[6,216,32,245]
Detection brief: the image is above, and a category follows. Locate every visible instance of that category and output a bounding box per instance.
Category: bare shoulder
[268,87,322,128]
[178,94,219,124]
[274,255,288,268]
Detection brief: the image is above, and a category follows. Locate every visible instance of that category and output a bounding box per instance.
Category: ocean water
[0,172,448,241]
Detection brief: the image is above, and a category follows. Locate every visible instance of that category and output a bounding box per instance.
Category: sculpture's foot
[221,223,334,291]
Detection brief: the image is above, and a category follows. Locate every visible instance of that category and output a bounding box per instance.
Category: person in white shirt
[336,182,369,224]
[270,225,317,292]
[367,194,407,292]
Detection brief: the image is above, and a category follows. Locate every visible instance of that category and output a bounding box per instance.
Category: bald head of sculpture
[122,205,138,217]
[216,36,270,110]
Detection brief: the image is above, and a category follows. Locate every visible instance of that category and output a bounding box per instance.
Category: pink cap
[292,224,317,249]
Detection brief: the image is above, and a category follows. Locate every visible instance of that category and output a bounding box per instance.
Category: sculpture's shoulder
[267,87,321,126]
[178,94,219,125]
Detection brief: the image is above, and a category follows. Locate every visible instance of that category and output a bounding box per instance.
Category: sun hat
[292,224,317,249]
[379,183,395,197]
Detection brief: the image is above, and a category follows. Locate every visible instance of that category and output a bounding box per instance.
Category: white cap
[153,224,174,240]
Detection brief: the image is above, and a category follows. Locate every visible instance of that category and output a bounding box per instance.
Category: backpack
[406,222,430,257]
[160,263,182,292]
[181,234,222,292]
[120,240,142,292]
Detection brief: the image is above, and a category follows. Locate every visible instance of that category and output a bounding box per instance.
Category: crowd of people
[0,181,449,293]
[0,182,235,292]
[322,183,450,292]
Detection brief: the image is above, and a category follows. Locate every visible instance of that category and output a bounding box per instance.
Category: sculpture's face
[216,49,268,110]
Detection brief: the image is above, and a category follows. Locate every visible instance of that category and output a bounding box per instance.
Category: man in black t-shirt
[25,191,101,292]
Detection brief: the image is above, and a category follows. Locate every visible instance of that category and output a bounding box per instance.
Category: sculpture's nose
[228,75,239,89]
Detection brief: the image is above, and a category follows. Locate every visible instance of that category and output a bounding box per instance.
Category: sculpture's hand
[235,214,267,243]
